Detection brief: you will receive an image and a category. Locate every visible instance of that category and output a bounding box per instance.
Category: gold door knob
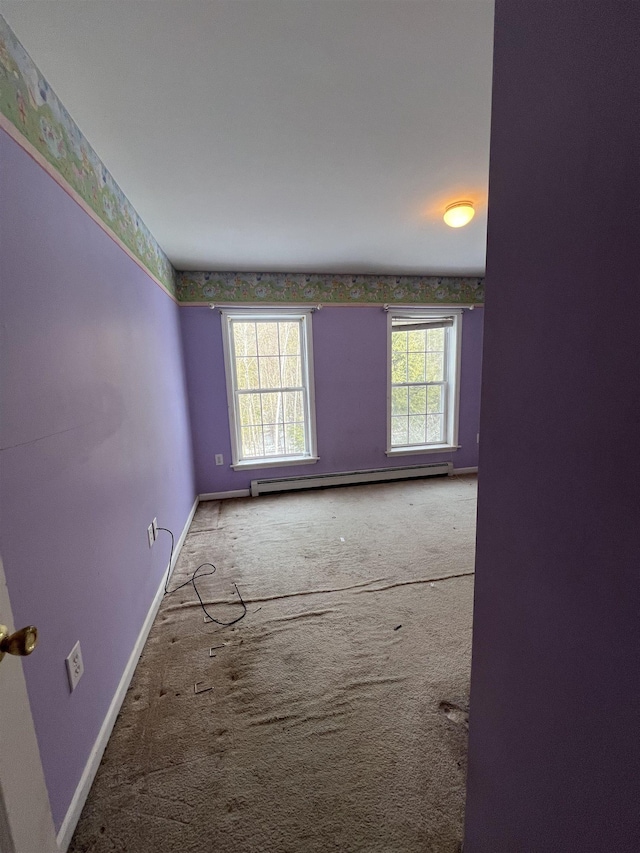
[0,624,38,662]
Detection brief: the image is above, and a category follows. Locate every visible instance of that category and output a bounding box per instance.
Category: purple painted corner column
[465,3,640,851]
[180,305,483,494]
[0,130,195,830]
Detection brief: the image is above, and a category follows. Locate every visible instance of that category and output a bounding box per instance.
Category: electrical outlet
[147,523,154,548]
[152,518,158,539]
[65,641,84,692]
[215,453,224,466]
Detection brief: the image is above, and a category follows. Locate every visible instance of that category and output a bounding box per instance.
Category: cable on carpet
[156,527,247,627]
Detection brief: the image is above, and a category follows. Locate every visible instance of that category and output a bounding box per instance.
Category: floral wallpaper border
[176,271,485,305]
[0,15,176,296]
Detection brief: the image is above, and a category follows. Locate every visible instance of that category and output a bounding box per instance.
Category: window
[222,310,317,469]
[387,309,462,455]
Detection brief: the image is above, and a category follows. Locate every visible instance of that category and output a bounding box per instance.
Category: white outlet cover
[147,524,154,548]
[215,454,224,466]
[65,641,84,692]
[152,517,158,539]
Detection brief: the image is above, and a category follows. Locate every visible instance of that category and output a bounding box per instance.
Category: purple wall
[465,3,640,851]
[180,305,483,493]
[0,130,195,830]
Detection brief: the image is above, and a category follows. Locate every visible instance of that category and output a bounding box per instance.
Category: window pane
[233,322,257,356]
[256,322,279,356]
[261,392,282,425]
[236,357,259,389]
[407,352,426,382]
[388,315,456,454]
[407,329,426,352]
[285,422,306,455]
[426,352,444,382]
[391,416,408,446]
[392,352,407,383]
[427,385,443,413]
[263,423,285,456]
[258,356,281,388]
[391,386,408,416]
[427,327,445,351]
[279,322,300,355]
[241,425,264,458]
[408,415,426,445]
[283,390,304,422]
[281,356,302,387]
[238,393,262,427]
[427,414,443,443]
[392,330,407,352]
[227,313,316,464]
[408,386,427,414]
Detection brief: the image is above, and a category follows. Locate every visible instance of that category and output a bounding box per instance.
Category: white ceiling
[0,1,494,274]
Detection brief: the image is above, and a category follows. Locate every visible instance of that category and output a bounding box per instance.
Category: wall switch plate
[65,641,84,692]
[147,523,154,548]
[152,518,158,539]
[215,454,224,466]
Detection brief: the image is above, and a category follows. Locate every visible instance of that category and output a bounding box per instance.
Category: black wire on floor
[156,527,247,627]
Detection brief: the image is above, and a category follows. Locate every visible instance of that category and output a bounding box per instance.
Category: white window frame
[221,308,318,470]
[386,307,463,456]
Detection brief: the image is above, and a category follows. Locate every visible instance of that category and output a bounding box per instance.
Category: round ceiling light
[443,201,475,228]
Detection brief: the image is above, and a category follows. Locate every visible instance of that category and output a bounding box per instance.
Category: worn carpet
[70,475,477,853]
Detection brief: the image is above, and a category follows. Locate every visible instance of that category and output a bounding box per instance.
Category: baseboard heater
[250,461,452,497]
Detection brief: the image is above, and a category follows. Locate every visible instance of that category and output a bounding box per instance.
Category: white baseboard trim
[199,489,251,501]
[56,496,199,852]
[451,466,478,476]
[167,496,199,583]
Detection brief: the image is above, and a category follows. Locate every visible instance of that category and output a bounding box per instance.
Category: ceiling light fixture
[443,201,475,228]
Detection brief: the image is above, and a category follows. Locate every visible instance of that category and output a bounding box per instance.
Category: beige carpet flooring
[70,475,477,853]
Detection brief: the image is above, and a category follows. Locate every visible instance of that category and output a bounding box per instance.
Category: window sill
[231,456,319,471]
[385,445,460,457]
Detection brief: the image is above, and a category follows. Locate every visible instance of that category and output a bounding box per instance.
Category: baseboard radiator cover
[250,461,452,497]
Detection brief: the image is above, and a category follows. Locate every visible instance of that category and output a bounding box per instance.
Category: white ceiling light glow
[443,201,475,228]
